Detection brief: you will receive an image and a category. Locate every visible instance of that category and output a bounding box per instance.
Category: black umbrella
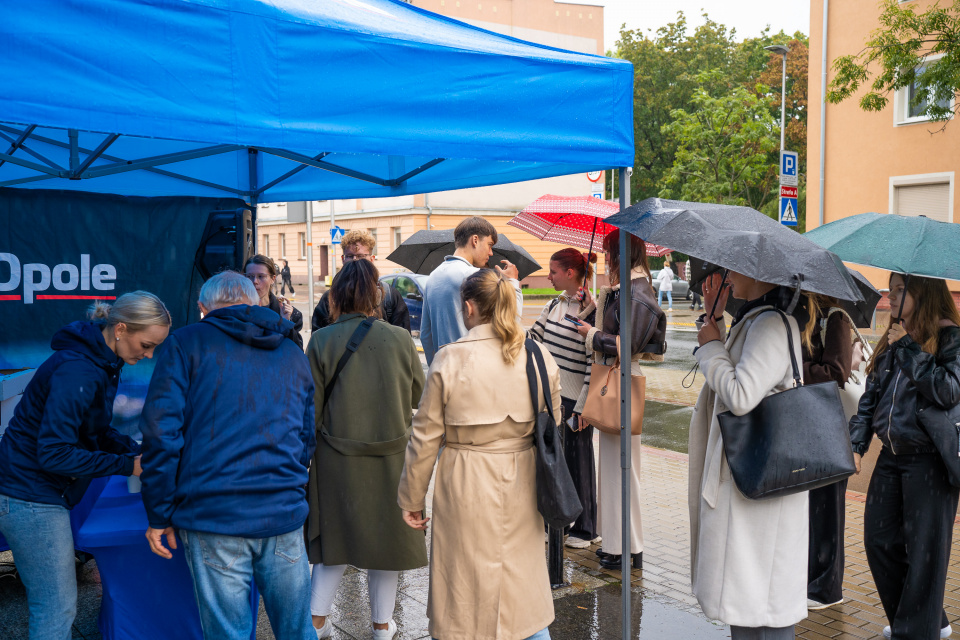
[605,198,863,302]
[688,257,881,328]
[385,229,541,279]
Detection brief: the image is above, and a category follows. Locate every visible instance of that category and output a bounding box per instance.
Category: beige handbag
[581,337,645,435]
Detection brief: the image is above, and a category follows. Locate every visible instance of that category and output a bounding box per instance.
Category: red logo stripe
[35,295,118,301]
[0,295,22,301]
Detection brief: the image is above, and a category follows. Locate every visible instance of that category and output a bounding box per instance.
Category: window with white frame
[299,232,306,259]
[889,172,954,223]
[895,56,954,124]
[279,233,287,258]
[369,228,378,252]
[392,227,402,250]
[262,235,270,256]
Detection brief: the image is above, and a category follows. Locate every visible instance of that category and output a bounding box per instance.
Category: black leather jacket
[850,326,960,456]
[592,277,667,359]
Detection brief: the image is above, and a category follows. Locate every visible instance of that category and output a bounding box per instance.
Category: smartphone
[563,313,583,326]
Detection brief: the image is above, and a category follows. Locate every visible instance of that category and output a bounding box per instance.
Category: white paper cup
[127,475,142,494]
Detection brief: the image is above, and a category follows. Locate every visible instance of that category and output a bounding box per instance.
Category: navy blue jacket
[140,305,316,538]
[0,322,139,508]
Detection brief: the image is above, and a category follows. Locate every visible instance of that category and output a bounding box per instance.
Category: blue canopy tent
[1,0,640,634]
[0,0,633,204]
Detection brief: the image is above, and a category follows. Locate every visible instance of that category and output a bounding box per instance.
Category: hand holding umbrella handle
[703,271,730,321]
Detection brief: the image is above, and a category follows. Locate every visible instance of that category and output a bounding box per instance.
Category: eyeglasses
[342,253,372,262]
[245,273,274,283]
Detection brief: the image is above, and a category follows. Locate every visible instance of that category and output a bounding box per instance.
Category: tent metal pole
[618,167,632,639]
[249,149,259,254]
[307,201,315,314]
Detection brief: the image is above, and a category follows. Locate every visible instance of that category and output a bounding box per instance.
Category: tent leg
[618,167,632,640]
[248,149,259,253]
[307,201,315,312]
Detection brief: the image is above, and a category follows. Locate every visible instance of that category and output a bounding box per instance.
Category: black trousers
[808,478,848,604]
[865,449,958,640]
[281,277,295,295]
[560,397,598,540]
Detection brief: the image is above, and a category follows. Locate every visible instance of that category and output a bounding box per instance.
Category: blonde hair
[460,269,524,364]
[867,274,960,375]
[340,229,376,253]
[801,293,842,352]
[89,291,172,333]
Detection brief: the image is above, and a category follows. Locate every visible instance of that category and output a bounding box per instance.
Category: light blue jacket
[420,255,523,364]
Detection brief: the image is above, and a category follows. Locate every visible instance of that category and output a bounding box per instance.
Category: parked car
[380,272,428,332]
[651,269,691,300]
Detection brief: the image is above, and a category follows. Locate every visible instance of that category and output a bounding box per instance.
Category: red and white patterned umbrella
[508,194,673,257]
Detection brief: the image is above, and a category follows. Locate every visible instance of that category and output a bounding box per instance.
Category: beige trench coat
[397,324,562,640]
[689,305,809,628]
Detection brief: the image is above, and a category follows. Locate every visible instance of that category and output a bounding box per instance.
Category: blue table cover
[74,476,258,640]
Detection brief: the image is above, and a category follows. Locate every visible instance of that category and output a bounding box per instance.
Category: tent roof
[0,0,634,202]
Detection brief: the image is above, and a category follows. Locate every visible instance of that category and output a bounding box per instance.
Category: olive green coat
[305,313,427,570]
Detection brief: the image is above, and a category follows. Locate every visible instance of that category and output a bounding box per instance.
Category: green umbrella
[805,212,960,280]
[805,212,960,319]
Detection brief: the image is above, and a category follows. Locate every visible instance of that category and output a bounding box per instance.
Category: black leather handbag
[525,339,583,529]
[717,310,856,500]
[917,400,960,489]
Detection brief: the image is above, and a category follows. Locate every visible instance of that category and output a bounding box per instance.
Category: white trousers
[310,563,400,625]
[596,430,644,555]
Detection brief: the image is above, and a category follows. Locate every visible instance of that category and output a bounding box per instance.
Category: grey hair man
[140,270,317,639]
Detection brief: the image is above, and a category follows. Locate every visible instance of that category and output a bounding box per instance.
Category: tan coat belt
[444,437,533,454]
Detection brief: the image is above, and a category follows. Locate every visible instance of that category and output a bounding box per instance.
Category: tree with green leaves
[827,0,960,124]
[658,74,780,212]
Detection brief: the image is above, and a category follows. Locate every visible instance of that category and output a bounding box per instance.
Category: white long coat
[688,305,809,628]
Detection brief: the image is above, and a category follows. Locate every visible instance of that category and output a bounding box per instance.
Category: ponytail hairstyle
[89,291,172,333]
[460,269,524,364]
[602,229,650,285]
[551,248,597,284]
[867,274,960,375]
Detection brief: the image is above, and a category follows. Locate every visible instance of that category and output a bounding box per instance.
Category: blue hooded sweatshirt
[140,304,316,538]
[0,322,139,508]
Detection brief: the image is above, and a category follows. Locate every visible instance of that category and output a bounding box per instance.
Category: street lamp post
[765,44,790,157]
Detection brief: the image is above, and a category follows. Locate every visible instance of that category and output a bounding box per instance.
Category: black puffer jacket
[850,326,960,456]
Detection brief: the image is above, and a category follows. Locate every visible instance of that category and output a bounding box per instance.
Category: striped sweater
[529,292,594,412]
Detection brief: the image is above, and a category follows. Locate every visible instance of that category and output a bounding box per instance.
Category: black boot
[597,550,642,570]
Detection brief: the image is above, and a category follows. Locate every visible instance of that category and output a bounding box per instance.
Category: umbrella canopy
[804,212,960,281]
[689,257,881,328]
[508,194,672,256]
[386,230,541,279]
[604,198,863,302]
[0,0,634,202]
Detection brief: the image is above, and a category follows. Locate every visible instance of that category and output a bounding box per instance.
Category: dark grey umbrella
[689,257,881,328]
[605,198,863,302]
[385,229,541,279]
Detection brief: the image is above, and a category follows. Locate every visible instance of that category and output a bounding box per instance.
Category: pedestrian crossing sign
[779,196,798,227]
[330,226,345,244]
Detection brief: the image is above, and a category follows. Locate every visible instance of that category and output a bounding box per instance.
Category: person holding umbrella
[528,247,599,549]
[419,217,522,364]
[849,274,960,640]
[691,269,815,639]
[574,230,666,570]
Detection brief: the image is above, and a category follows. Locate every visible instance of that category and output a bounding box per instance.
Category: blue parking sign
[779,196,798,226]
[780,151,798,186]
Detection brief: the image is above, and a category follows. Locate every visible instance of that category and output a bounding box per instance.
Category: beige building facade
[808,0,959,290]
[258,0,608,289]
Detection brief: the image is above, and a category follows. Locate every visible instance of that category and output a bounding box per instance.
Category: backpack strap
[323,317,376,410]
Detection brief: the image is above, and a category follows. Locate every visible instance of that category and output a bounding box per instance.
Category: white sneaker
[372,620,398,639]
[807,598,843,610]
[315,618,333,639]
[565,536,591,549]
[883,624,952,639]
[590,536,602,545]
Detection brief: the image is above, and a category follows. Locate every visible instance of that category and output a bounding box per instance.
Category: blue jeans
[0,493,77,640]
[657,289,673,309]
[180,528,313,640]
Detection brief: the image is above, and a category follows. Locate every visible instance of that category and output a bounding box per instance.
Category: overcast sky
[565,0,811,51]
